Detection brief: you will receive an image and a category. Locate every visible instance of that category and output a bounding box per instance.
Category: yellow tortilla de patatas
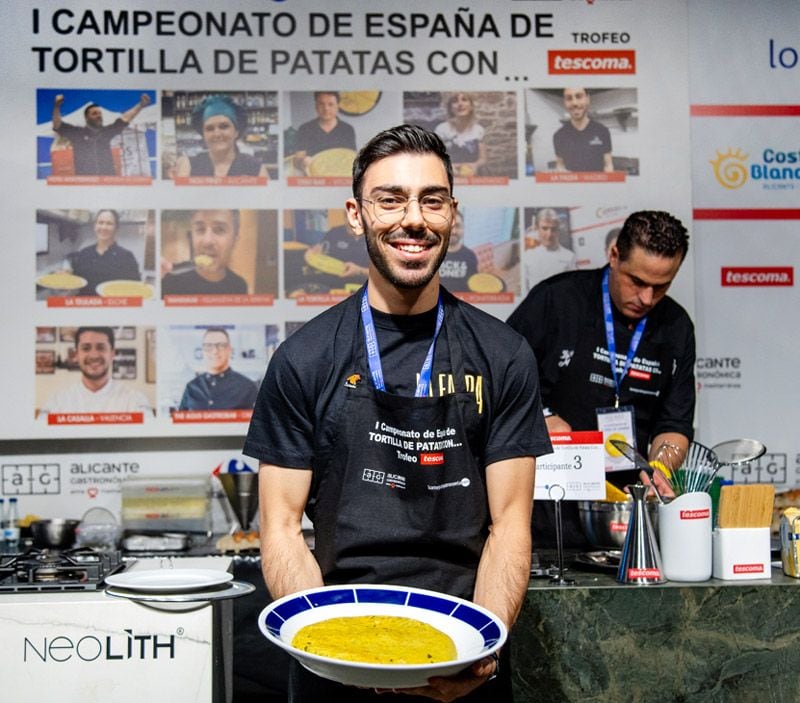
[308,148,356,177]
[291,615,457,665]
[467,273,504,294]
[37,272,87,290]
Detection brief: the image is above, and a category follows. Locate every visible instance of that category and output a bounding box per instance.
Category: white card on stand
[534,431,606,501]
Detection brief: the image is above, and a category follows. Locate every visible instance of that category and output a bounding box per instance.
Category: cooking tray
[572,550,622,572]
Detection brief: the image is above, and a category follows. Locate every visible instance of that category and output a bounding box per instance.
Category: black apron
[294,296,513,702]
[309,298,487,600]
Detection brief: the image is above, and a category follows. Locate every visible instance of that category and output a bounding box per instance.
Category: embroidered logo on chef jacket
[344,373,362,389]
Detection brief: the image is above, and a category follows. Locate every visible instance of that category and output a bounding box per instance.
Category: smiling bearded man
[244,124,552,703]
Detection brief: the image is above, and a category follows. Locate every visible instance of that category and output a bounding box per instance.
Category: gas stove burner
[33,567,87,584]
[0,546,124,592]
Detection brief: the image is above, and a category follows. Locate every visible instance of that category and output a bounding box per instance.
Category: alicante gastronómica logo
[711,147,800,190]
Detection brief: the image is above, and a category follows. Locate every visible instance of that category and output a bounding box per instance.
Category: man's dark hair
[83,103,100,118]
[605,227,621,250]
[352,124,453,200]
[314,91,340,103]
[190,209,240,236]
[75,326,115,349]
[616,211,689,262]
[203,327,230,342]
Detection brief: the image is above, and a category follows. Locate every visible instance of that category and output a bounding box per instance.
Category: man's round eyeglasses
[359,194,454,225]
[202,342,230,352]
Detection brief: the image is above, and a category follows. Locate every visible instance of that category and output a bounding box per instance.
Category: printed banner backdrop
[688,0,800,490]
[6,1,793,512]
[0,0,693,447]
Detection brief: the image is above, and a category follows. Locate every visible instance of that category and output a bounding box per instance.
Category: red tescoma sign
[721,267,794,286]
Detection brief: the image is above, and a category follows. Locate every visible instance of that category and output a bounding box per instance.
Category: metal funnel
[616,483,666,585]
[218,472,258,531]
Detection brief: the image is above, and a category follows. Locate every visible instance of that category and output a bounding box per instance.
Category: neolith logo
[24,630,177,662]
[721,267,794,287]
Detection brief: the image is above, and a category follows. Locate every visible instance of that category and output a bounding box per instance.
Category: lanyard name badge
[360,287,445,397]
[598,268,645,468]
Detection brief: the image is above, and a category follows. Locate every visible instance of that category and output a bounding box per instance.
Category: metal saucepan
[30,518,80,549]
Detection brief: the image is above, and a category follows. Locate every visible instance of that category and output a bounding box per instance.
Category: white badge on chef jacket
[596,405,636,472]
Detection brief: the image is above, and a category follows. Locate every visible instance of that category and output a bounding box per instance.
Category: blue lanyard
[360,287,445,397]
[602,268,647,407]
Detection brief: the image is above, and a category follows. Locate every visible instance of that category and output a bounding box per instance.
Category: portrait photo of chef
[524,87,639,178]
[161,90,278,183]
[35,209,156,300]
[36,88,157,183]
[440,206,520,300]
[160,209,278,301]
[35,325,155,420]
[403,90,518,181]
[508,210,694,548]
[283,90,394,183]
[556,205,629,271]
[521,207,577,292]
[283,209,369,300]
[160,324,278,419]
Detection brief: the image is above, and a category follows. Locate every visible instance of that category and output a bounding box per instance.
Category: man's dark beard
[364,225,449,290]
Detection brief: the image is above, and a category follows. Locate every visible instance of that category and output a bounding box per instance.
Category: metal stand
[548,484,575,586]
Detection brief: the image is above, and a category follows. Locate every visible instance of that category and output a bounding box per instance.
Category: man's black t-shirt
[244,287,552,471]
[54,119,127,176]
[552,119,612,172]
[161,268,248,296]
[439,246,479,292]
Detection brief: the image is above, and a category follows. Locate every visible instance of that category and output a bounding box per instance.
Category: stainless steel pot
[30,519,80,549]
[578,500,659,549]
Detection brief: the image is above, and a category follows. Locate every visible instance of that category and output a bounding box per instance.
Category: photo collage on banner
[5,1,694,442]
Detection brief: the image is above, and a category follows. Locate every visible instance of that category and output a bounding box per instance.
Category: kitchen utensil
[105,579,255,612]
[105,568,233,593]
[30,518,79,549]
[259,583,506,689]
[673,441,721,494]
[75,507,121,551]
[658,491,712,581]
[578,499,659,549]
[217,471,258,532]
[616,483,666,585]
[573,550,622,572]
[609,438,667,503]
[717,484,775,528]
[711,438,767,467]
[650,441,683,480]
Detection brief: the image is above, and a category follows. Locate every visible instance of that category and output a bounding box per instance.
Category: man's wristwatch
[487,651,500,681]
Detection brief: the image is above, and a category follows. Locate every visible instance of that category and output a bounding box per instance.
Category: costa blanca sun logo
[710,148,749,189]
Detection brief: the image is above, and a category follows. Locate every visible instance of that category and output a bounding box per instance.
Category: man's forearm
[473,520,532,630]
[261,526,323,600]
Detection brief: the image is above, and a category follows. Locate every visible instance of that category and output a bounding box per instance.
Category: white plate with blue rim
[258,584,506,689]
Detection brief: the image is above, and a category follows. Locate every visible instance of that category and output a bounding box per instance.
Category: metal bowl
[30,519,80,549]
[577,500,658,549]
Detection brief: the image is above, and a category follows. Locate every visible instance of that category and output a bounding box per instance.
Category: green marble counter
[512,565,800,703]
